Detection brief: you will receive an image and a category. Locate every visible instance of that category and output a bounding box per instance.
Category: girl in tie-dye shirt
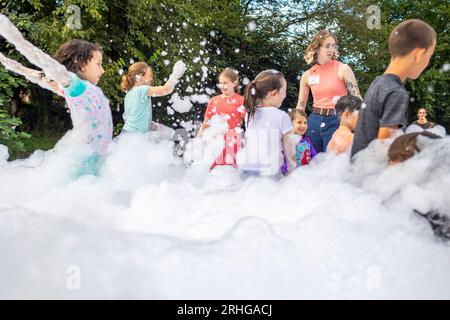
[51,40,113,176]
[0,16,112,176]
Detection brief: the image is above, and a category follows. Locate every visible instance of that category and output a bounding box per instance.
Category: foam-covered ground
[0,127,449,299]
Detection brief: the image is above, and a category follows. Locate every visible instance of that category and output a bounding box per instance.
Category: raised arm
[0,14,71,86]
[148,60,186,97]
[0,52,59,94]
[340,63,362,99]
[148,82,175,97]
[295,71,310,111]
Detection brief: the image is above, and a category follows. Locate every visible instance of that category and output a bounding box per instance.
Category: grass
[10,132,63,160]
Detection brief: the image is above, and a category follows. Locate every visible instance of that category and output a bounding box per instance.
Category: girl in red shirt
[198,68,246,169]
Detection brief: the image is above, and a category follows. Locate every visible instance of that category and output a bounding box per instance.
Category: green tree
[0,0,448,153]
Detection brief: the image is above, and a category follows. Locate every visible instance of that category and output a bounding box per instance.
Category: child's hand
[172,60,187,78]
[167,60,187,86]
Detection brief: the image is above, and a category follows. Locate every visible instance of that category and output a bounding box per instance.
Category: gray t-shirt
[351,74,409,158]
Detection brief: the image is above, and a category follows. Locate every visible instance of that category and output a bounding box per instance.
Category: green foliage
[0,62,29,159]
[245,0,450,128]
[0,109,31,158]
[0,67,24,107]
[113,122,123,137]
[0,0,449,149]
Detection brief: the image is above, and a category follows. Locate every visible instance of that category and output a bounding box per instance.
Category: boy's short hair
[335,95,362,118]
[389,19,437,58]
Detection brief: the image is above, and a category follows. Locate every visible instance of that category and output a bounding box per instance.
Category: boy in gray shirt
[351,19,437,158]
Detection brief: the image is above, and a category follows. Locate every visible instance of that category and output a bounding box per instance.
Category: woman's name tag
[308,75,320,85]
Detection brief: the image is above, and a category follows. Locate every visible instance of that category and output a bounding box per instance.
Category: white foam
[1,131,450,298]
[169,92,193,113]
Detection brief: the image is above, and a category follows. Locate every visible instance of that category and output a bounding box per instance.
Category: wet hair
[290,108,308,121]
[120,62,153,92]
[389,19,436,58]
[53,39,103,75]
[335,95,363,118]
[304,30,339,65]
[219,68,239,92]
[388,131,441,163]
[243,69,285,120]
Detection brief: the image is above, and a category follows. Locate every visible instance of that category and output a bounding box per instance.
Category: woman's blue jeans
[306,113,339,153]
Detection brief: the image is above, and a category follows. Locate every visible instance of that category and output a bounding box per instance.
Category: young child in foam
[197,68,246,169]
[351,19,437,159]
[327,95,362,154]
[387,131,449,240]
[0,14,112,176]
[120,61,186,134]
[281,109,317,175]
[387,131,441,165]
[237,69,294,177]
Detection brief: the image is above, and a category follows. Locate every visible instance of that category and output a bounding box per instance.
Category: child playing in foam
[327,95,362,155]
[197,68,246,169]
[237,69,294,177]
[290,109,317,166]
[281,109,317,175]
[351,19,437,158]
[387,131,449,240]
[120,61,186,134]
[0,14,112,175]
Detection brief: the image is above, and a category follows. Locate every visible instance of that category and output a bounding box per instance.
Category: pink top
[309,59,347,110]
[204,93,245,168]
[204,93,245,130]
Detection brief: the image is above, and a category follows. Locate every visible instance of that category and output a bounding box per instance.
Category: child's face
[218,75,237,96]
[79,50,104,85]
[293,114,308,135]
[409,39,436,79]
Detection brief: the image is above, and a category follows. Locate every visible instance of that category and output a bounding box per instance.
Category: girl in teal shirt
[120,61,186,133]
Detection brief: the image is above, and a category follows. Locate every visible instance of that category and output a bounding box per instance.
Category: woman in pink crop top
[295,30,362,152]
